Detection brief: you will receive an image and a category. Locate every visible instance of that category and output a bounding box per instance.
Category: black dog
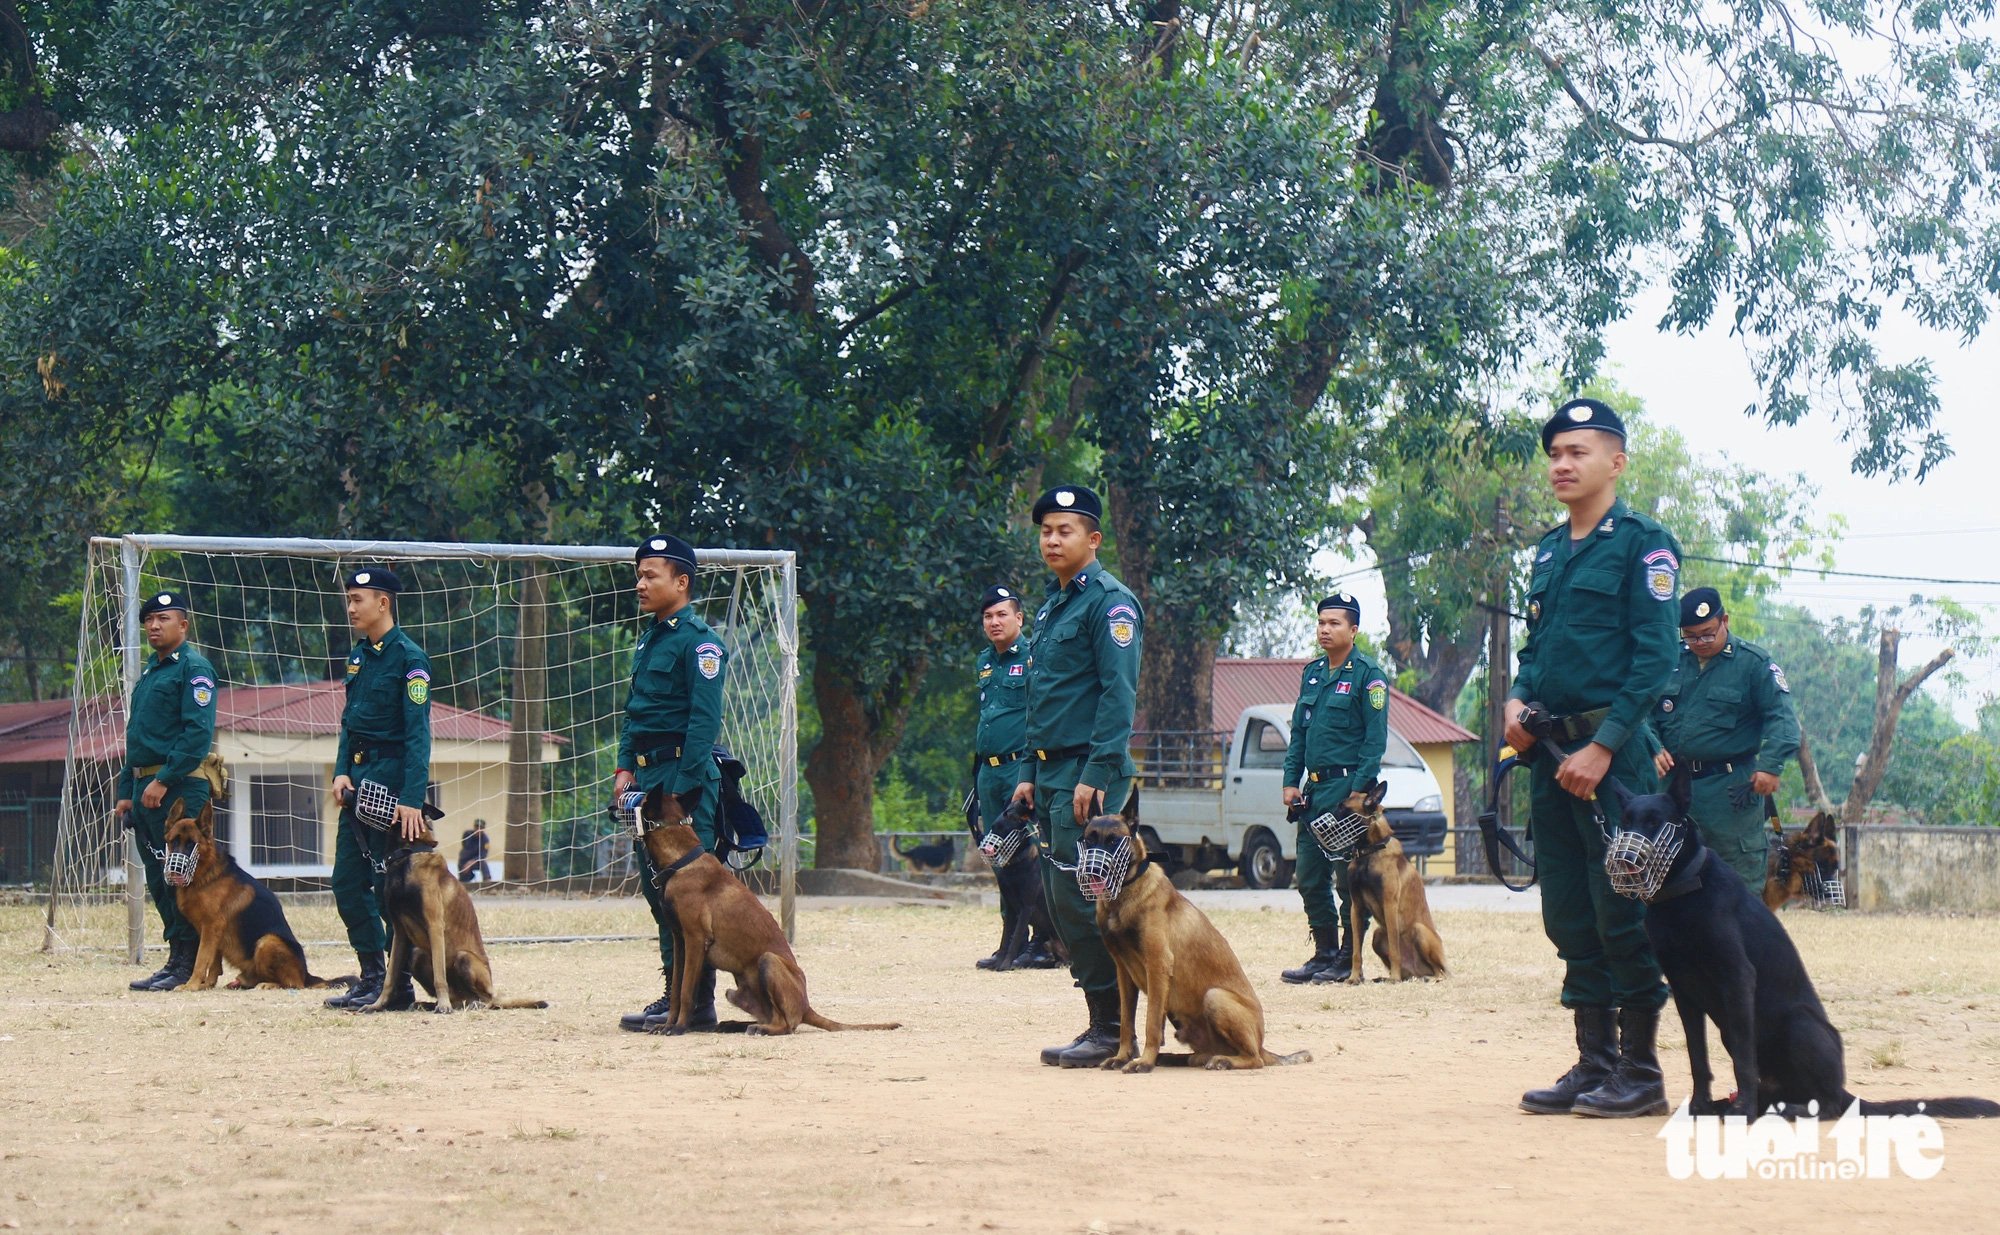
[1605,769,1999,1119]
[893,836,957,874]
[977,800,1066,972]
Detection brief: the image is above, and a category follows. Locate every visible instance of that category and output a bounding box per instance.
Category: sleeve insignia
[190,675,215,708]
[1770,663,1790,693]
[1643,549,1679,603]
[695,642,725,680]
[1367,679,1387,711]
[407,678,429,705]
[1106,603,1138,648]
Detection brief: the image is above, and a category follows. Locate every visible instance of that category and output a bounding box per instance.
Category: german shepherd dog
[367,842,547,1013]
[1763,811,1842,911]
[1605,770,1999,1119]
[980,800,1067,971]
[1081,814,1311,1072]
[641,820,900,1035]
[162,800,350,991]
[893,836,956,874]
[1342,780,1446,983]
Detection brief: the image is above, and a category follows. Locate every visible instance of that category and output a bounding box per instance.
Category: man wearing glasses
[1652,586,1802,887]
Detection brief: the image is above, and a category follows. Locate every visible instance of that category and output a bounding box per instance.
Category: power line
[1684,554,2000,587]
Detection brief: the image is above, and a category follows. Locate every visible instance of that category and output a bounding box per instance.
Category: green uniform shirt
[617,605,727,796]
[1509,499,1682,754]
[1656,636,1800,773]
[1282,649,1389,789]
[335,625,434,808]
[1023,562,1143,792]
[975,640,1029,758]
[116,643,219,801]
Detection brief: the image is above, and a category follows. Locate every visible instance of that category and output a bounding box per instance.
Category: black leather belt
[1035,744,1090,762]
[633,733,686,769]
[982,750,1029,768]
[1308,766,1355,783]
[351,743,403,766]
[1545,707,1609,744]
[1689,752,1756,780]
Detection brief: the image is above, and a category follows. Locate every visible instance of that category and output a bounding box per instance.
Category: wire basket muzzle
[1074,836,1135,902]
[1308,811,1369,859]
[980,828,1026,868]
[353,779,399,831]
[1604,822,1682,901]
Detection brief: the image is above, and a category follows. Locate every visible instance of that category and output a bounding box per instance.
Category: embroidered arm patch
[190,675,215,708]
[406,666,431,705]
[1643,548,1679,602]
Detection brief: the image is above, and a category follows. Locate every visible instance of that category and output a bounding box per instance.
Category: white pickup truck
[1132,704,1448,889]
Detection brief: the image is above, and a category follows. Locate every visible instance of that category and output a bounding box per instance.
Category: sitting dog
[367,837,546,1013]
[1343,780,1446,983]
[1079,814,1310,1072]
[976,800,1067,972]
[642,820,899,1035]
[1763,811,1843,910]
[1604,770,1998,1118]
[893,836,956,875]
[161,800,350,991]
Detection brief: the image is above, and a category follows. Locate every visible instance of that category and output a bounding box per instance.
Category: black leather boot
[368,955,417,1012]
[620,967,675,1031]
[1055,986,1123,1069]
[327,951,384,1009]
[975,949,1005,971]
[1021,938,1063,969]
[135,938,195,991]
[1283,923,1340,984]
[1310,934,1355,984]
[1573,1005,1670,1118]
[1520,1006,1618,1114]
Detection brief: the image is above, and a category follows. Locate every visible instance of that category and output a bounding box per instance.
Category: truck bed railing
[1131,730,1231,790]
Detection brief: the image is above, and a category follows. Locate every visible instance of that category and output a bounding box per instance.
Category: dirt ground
[4,894,2000,1234]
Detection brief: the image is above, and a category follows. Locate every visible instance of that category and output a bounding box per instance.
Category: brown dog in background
[1083,814,1310,1072]
[1763,812,1842,910]
[368,842,546,1013]
[162,800,350,991]
[642,819,899,1035]
[1344,780,1446,983]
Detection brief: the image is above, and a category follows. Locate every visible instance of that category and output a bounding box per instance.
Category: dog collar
[1646,848,1707,906]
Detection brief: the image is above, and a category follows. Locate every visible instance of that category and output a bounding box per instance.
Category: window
[1383,731,1426,770]
[1240,719,1289,769]
[251,775,322,865]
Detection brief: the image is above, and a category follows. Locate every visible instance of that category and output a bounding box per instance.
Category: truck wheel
[1138,828,1180,877]
[1239,829,1289,890]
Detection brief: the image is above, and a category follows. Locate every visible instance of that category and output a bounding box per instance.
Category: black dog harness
[650,843,706,890]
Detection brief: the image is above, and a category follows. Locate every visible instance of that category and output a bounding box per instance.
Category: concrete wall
[1414,742,1459,870]
[1848,825,2000,914]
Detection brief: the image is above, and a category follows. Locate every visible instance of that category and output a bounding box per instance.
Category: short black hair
[1042,513,1100,535]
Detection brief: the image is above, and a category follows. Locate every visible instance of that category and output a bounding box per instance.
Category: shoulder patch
[1106,603,1137,649]
[406,676,430,705]
[190,675,215,708]
[1643,548,1679,603]
[1770,662,1790,694]
[1367,678,1388,711]
[695,641,724,680]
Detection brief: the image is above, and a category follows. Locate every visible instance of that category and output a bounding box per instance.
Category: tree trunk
[1135,616,1216,735]
[1795,731,1837,814]
[803,651,928,870]
[1841,627,1954,824]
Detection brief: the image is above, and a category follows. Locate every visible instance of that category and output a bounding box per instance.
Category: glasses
[1683,625,1725,645]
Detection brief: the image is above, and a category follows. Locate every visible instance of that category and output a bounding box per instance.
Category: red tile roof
[1211,658,1477,745]
[0,683,539,766]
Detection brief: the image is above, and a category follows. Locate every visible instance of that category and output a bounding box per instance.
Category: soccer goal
[44,535,799,958]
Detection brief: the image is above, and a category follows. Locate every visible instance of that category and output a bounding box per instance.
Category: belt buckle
[354,751,365,765]
[987,755,1001,767]
[1036,749,1048,761]
[637,753,650,768]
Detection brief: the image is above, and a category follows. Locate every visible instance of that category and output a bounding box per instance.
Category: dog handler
[972,583,1057,969]
[323,565,435,1011]
[615,534,729,1033]
[1504,398,1680,1119]
[115,591,219,992]
[1010,485,1143,1067]
[1652,587,1801,888]
[1279,594,1388,985]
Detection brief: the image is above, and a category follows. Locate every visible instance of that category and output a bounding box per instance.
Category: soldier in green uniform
[615,534,728,1034]
[1009,485,1143,1068]
[1504,398,1679,1119]
[1653,587,1801,888]
[972,584,1058,970]
[1279,593,1389,985]
[322,565,435,1011]
[115,591,218,992]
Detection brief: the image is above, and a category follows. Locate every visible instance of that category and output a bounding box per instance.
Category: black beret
[1541,398,1628,452]
[1317,593,1360,620]
[138,590,190,619]
[635,534,698,572]
[1030,485,1103,525]
[980,584,1022,613]
[1679,587,1725,626]
[343,565,402,595]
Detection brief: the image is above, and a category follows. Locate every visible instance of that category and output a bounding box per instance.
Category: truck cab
[1134,705,1448,889]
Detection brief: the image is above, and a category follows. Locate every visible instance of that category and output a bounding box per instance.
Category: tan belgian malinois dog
[1080,814,1311,1072]
[368,840,546,1013]
[641,819,900,1035]
[1343,780,1446,983]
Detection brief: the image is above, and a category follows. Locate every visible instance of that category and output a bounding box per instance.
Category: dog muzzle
[162,848,198,887]
[1604,819,1683,901]
[979,828,1026,869]
[351,778,400,831]
[1803,866,1846,908]
[1307,811,1369,859]
[1072,837,1135,903]
[608,790,651,839]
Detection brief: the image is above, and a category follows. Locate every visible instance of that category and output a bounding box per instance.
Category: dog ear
[1363,778,1388,811]
[1128,826,1148,863]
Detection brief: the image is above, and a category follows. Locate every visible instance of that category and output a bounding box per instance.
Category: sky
[1320,286,2000,725]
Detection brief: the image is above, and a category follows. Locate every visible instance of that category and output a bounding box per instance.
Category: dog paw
[1204,1059,1236,1071]
[1688,1094,1724,1117]
[745,1025,772,1037]
[1101,1056,1131,1071]
[431,1002,455,1015]
[1121,1060,1154,1074]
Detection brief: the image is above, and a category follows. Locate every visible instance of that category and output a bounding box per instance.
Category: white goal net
[44,535,799,957]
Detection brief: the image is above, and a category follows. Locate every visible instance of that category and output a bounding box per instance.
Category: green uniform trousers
[975,758,1028,836]
[130,781,207,947]
[1527,742,1669,1011]
[1032,753,1128,998]
[635,784,720,972]
[1295,776,1359,935]
[1688,767,1769,890]
[332,754,416,955]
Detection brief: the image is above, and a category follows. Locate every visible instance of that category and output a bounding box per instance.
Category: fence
[0,793,59,886]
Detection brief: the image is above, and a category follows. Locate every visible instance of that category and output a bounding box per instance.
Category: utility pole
[1484,497,1513,846]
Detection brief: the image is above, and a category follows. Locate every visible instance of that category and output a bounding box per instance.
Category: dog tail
[1857,1096,2000,1118]
[1261,1048,1313,1067]
[802,1010,901,1032]
[892,839,919,858]
[485,996,550,1010]
[304,973,357,989]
